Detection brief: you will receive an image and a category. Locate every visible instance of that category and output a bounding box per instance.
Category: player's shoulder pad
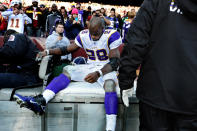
[103,29,117,35]
[77,29,89,39]
[80,29,89,35]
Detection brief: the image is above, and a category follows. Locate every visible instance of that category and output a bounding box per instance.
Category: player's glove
[121,88,133,107]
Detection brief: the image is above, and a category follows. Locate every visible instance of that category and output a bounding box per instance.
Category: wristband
[45,50,50,55]
[98,69,103,76]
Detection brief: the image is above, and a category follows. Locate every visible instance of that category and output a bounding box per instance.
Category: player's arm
[23,13,32,24]
[102,16,111,26]
[38,43,80,57]
[1,10,13,18]
[100,47,120,75]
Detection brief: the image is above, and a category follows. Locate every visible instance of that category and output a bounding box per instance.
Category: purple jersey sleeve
[75,34,83,48]
[108,31,122,49]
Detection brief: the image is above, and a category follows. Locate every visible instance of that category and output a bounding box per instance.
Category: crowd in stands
[0,0,137,42]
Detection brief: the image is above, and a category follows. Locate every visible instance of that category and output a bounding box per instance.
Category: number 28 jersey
[75,29,122,65]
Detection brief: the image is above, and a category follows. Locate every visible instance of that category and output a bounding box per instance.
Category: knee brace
[105,92,118,115]
[104,79,116,92]
[45,74,70,94]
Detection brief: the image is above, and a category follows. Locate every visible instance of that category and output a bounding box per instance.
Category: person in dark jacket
[0,29,39,88]
[25,0,42,37]
[45,4,63,36]
[119,0,197,130]
[39,4,49,37]
[65,8,83,40]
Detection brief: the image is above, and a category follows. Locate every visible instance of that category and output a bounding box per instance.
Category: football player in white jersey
[1,3,32,33]
[14,17,122,131]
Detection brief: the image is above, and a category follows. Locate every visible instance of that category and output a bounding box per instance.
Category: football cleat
[14,93,46,115]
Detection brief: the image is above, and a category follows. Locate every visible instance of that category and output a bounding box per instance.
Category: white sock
[42,89,55,103]
[106,114,117,131]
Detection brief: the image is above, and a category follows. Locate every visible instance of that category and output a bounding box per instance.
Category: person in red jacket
[0,15,8,33]
[0,4,8,35]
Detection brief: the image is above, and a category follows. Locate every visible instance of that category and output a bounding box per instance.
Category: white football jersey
[75,29,122,65]
[6,13,32,33]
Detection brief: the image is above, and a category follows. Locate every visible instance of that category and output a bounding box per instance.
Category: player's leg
[104,79,118,131]
[42,64,93,103]
[14,69,71,114]
[43,71,71,103]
